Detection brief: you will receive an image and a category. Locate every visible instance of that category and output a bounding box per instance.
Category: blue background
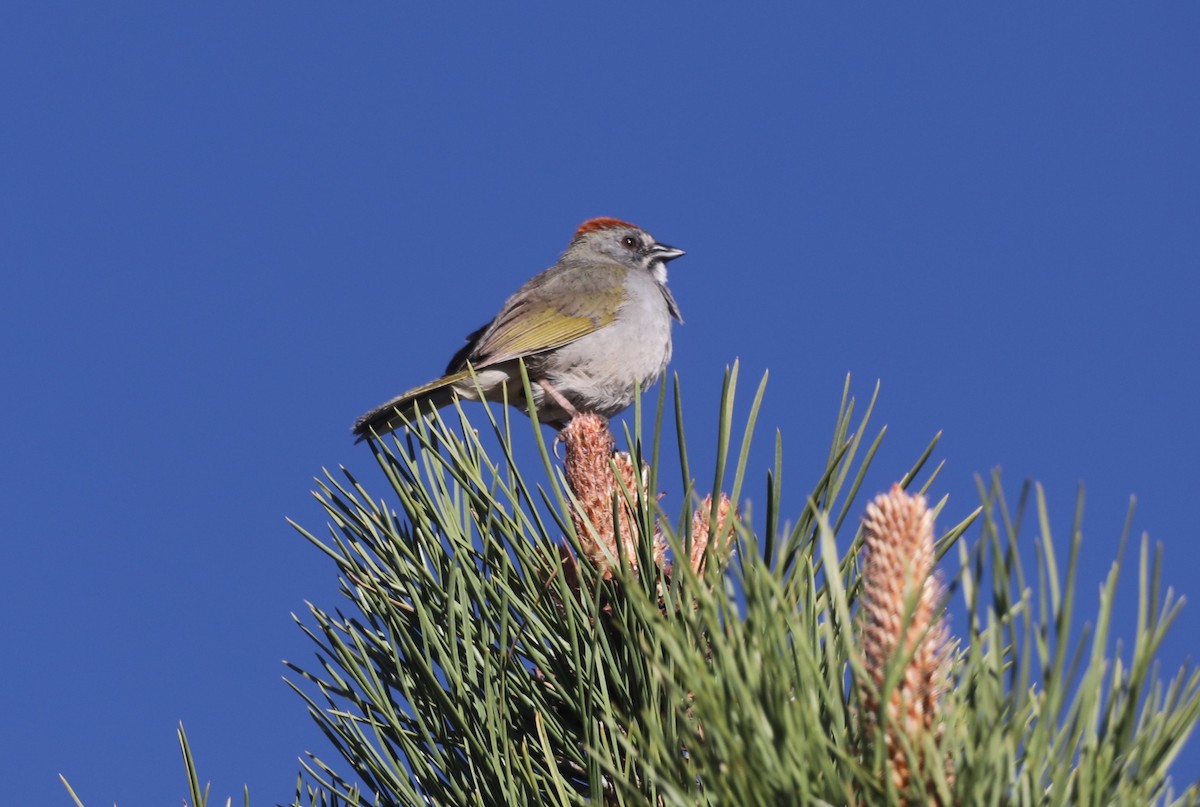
[3,4,1198,803]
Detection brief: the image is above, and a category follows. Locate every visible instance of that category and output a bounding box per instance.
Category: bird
[352,217,685,441]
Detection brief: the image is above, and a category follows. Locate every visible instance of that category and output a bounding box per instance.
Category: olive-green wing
[454,264,628,369]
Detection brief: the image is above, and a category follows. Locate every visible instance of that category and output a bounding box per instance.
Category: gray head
[566,217,685,284]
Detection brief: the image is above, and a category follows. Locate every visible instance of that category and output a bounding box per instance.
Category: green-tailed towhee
[353,217,685,441]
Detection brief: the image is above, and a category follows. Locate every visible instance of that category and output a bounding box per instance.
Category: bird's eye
[623,235,640,249]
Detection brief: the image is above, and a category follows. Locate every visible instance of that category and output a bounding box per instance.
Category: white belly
[538,283,674,418]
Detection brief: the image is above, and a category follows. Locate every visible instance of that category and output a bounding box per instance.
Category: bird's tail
[352,370,471,442]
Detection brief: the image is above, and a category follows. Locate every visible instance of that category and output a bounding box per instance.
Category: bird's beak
[652,243,685,262]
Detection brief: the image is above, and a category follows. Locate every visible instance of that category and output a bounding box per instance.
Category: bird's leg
[539,380,578,458]
[538,379,579,419]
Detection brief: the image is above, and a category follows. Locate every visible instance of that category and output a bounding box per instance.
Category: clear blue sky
[4,3,1198,803]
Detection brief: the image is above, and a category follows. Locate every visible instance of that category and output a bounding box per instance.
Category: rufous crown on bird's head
[574,217,638,238]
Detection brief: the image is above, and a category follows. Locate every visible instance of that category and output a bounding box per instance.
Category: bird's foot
[553,428,568,459]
